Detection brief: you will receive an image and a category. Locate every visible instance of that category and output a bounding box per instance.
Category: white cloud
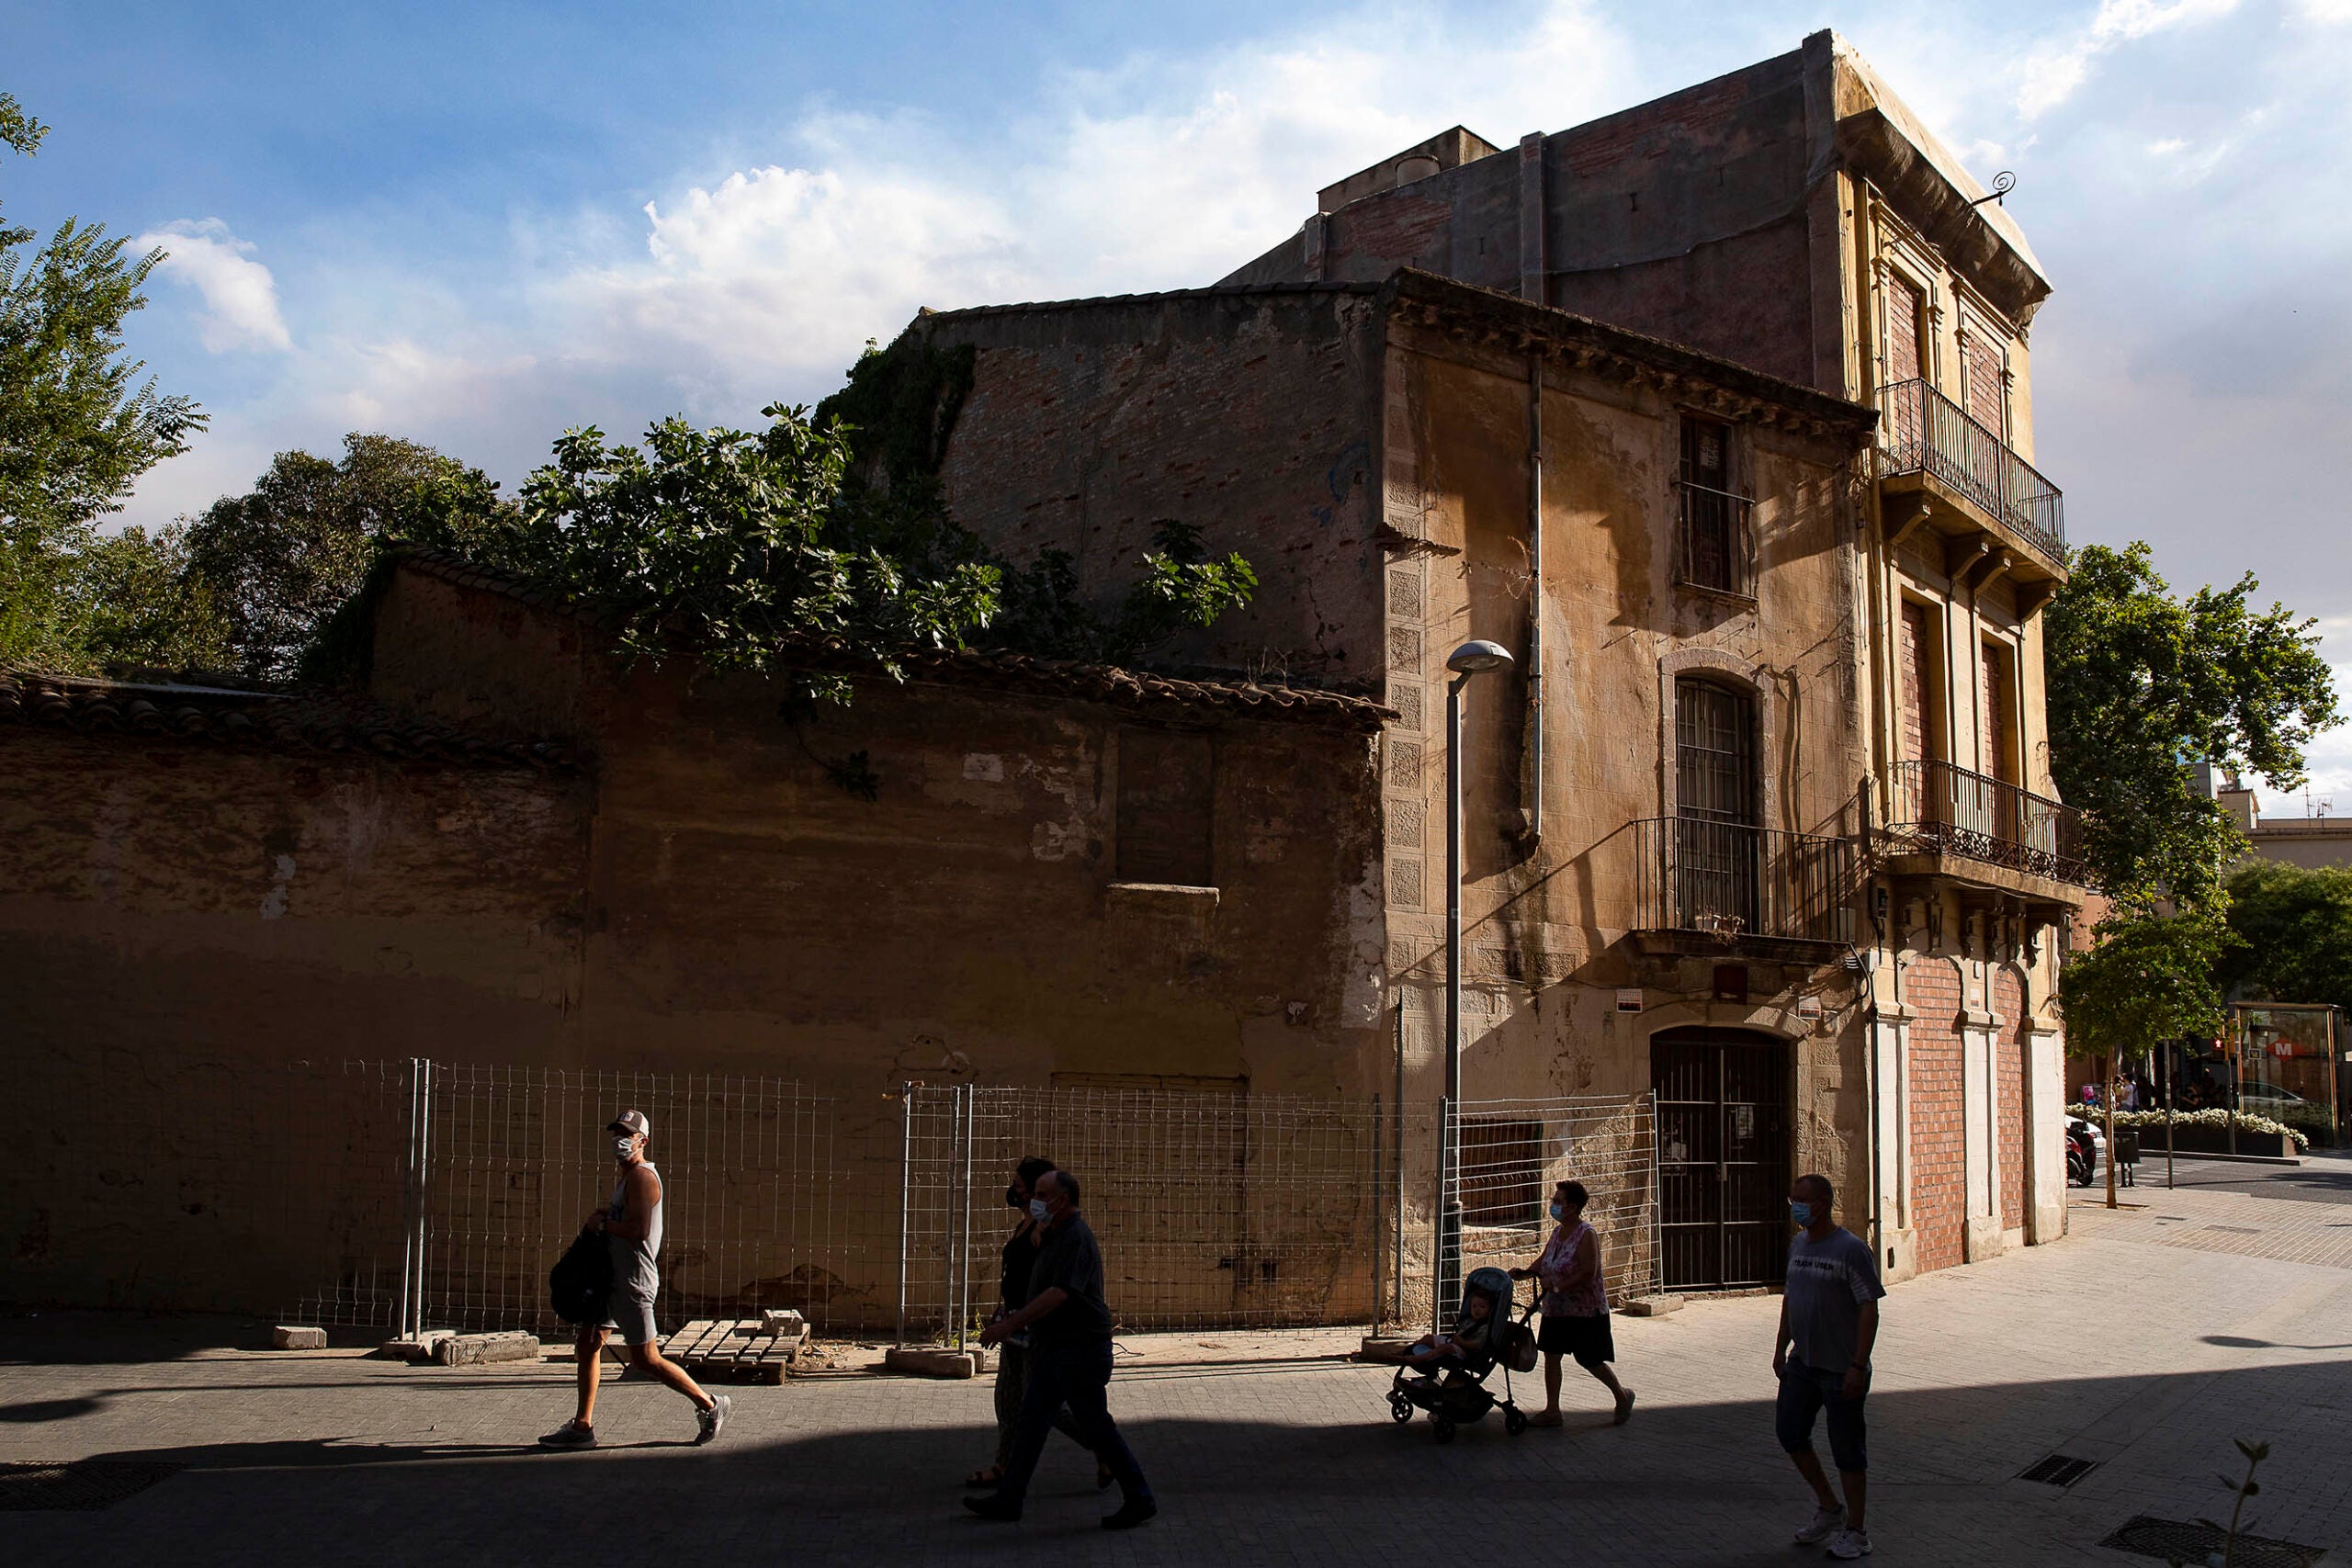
[2293,0,2352,22]
[133,219,292,353]
[2018,0,2241,118]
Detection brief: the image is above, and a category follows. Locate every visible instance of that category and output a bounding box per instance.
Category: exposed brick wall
[924,290,1387,687]
[1907,958,1965,1272]
[1996,968,2028,1230]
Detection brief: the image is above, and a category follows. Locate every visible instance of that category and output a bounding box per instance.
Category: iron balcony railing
[1884,760,2088,886]
[1673,479,1757,599]
[1876,378,2065,565]
[1632,818,1857,945]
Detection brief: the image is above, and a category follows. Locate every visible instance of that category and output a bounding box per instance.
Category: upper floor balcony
[1880,759,2089,903]
[1628,817,1858,955]
[1876,378,2067,601]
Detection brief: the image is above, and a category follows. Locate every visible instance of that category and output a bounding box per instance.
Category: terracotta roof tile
[0,671,580,773]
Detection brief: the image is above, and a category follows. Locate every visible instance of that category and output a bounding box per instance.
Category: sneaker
[537,1420,596,1450]
[1101,1495,1158,1530]
[1826,1527,1873,1559]
[695,1393,730,1446]
[1793,1506,1845,1545]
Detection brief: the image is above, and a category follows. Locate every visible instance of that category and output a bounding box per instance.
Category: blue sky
[7,0,2349,810]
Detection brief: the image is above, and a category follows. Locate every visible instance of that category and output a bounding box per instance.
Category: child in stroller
[1368,1267,1539,1442]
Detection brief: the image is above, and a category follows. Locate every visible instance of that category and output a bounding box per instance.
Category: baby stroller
[1385,1266,1540,1443]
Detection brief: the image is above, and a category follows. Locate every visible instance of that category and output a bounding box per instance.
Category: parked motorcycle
[2064,1116,2103,1187]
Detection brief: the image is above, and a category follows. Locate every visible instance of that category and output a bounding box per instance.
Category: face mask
[1028,1199,1052,1224]
[1549,1201,1565,1221]
[1004,1183,1025,1209]
[613,1136,636,1162]
[1789,1200,1815,1228]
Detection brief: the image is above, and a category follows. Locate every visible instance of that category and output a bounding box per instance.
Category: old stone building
[8,31,2086,1321]
[914,28,2091,1285]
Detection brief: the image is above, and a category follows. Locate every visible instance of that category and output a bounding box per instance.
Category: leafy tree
[2059,908,2242,1205]
[68,522,232,673]
[2045,542,2341,914]
[401,405,1007,704]
[997,522,1258,668]
[1,92,206,672]
[2222,859,2352,1015]
[184,434,486,679]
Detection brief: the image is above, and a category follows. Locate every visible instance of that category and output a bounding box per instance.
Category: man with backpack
[539,1110,730,1450]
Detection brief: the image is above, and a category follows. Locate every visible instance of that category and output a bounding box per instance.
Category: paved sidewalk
[7,1188,2351,1567]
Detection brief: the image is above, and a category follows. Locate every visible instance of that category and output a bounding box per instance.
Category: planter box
[2136,1123,2295,1159]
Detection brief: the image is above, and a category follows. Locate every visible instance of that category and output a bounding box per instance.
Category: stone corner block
[1617,1297,1683,1318]
[434,1331,540,1367]
[884,1347,978,1380]
[271,1325,327,1350]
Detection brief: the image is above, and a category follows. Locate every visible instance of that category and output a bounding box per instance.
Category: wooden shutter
[1981,640,2015,784]
[1886,276,1923,384]
[1116,728,1214,886]
[1960,331,2005,435]
[1901,601,1934,765]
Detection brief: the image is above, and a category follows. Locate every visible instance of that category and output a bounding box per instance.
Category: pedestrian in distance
[967,1169,1156,1530]
[1509,1178,1634,1427]
[1774,1171,1883,1560]
[964,1156,1110,1494]
[539,1110,730,1450]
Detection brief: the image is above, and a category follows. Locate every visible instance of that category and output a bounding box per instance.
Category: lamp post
[1439,638,1513,1317]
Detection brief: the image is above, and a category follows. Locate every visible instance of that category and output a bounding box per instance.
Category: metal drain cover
[0,1461,182,1511]
[2099,1515,2326,1567]
[2018,1452,2099,1486]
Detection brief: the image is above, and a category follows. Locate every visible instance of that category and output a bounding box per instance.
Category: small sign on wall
[1615,987,1644,1013]
[1796,996,1823,1020]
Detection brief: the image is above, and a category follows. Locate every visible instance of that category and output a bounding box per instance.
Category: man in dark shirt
[967,1169,1155,1529]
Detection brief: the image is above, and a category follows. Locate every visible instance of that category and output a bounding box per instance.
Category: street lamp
[1439,638,1513,1319]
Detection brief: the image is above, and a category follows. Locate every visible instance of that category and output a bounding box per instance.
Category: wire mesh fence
[1434,1093,1658,1330]
[19,1054,1656,1344]
[899,1085,1393,1341]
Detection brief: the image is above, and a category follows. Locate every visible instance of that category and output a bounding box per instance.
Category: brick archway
[1905,956,1966,1273]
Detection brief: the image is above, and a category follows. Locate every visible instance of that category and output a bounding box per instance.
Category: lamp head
[1445,639,1514,675]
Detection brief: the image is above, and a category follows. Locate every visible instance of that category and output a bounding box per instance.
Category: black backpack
[549,1227,613,1325]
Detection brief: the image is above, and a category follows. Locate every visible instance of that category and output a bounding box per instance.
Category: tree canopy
[2222,858,2352,1015]
[1,90,207,673]
[2046,543,2340,914]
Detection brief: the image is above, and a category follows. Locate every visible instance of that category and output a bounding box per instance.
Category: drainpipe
[1518,351,1546,847]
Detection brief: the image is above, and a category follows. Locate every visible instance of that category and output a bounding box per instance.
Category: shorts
[1776,1361,1868,1472]
[1536,1311,1615,1370]
[599,1292,659,1347]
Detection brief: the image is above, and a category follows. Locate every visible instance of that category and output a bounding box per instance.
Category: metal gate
[1652,1030,1789,1291]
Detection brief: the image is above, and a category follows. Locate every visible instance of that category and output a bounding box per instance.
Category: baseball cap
[607,1109,651,1140]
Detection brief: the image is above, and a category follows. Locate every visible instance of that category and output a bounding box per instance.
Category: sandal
[1096,1461,1116,1491]
[964,1465,1004,1489]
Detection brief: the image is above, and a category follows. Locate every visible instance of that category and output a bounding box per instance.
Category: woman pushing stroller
[1510,1179,1634,1427]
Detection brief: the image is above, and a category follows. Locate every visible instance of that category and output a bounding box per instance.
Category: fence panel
[1438,1092,1657,1329]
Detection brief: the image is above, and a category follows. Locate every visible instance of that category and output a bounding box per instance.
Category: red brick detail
[1996,969,2028,1231]
[1907,960,1966,1273]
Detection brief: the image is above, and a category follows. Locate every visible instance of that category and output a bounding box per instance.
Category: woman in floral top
[1510,1179,1635,1427]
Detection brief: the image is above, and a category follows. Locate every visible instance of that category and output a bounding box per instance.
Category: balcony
[1629,818,1858,952]
[1882,760,2089,897]
[1876,378,2066,591]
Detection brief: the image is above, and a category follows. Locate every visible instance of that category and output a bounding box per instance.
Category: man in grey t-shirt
[1773,1172,1883,1561]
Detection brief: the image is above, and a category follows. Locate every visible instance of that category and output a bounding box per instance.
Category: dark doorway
[1652,1028,1791,1291]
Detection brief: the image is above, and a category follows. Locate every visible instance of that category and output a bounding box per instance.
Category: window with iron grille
[1677,417,1753,597]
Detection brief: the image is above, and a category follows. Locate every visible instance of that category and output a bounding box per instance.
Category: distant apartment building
[2219,776,2352,871]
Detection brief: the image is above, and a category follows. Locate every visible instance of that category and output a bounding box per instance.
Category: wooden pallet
[661,1319,808,1385]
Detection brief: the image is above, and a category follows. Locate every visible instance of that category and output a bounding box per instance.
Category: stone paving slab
[6,1195,2351,1567]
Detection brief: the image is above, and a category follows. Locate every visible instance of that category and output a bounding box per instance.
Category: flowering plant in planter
[2067,1104,2310,1151]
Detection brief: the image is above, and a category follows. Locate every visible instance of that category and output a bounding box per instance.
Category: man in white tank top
[540,1110,730,1449]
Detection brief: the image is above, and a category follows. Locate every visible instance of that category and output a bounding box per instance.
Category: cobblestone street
[8,1181,2352,1568]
